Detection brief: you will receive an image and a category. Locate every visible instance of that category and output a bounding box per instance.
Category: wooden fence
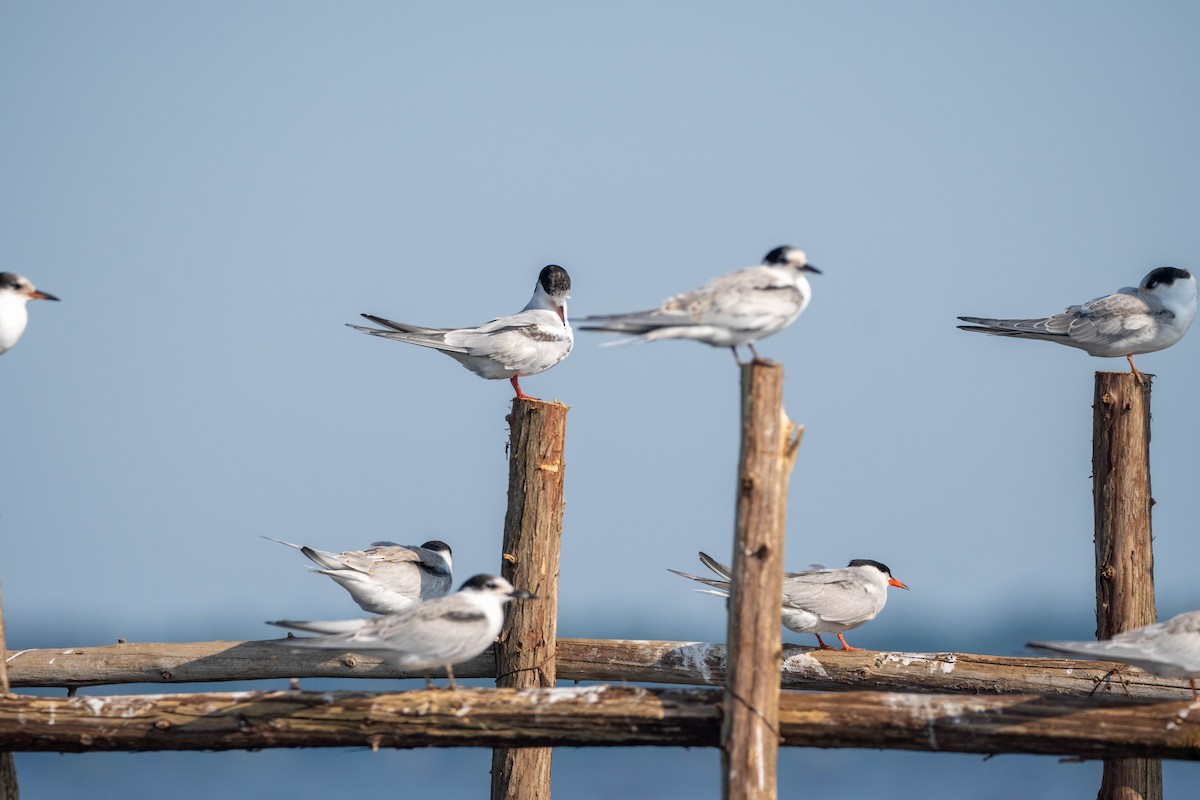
[0,365,1190,800]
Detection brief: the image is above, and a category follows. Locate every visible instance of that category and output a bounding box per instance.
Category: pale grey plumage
[264,536,452,614]
[669,552,908,650]
[269,574,533,687]
[347,264,573,398]
[580,246,820,363]
[1028,609,1200,696]
[958,266,1196,378]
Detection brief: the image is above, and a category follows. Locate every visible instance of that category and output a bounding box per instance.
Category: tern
[958,267,1196,382]
[0,272,59,356]
[349,265,573,399]
[670,553,908,650]
[1028,609,1200,698]
[263,536,452,614]
[580,246,820,364]
[269,574,533,688]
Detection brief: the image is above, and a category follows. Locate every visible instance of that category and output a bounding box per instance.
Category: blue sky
[4,2,1199,797]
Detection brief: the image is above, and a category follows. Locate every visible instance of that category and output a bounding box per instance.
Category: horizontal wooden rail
[0,686,1198,760]
[5,639,1194,699]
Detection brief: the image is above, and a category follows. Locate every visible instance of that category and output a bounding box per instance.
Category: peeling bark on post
[491,397,568,800]
[1093,372,1161,800]
[723,363,798,800]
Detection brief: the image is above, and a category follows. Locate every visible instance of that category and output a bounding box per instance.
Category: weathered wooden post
[0,583,18,800]
[1093,372,1160,800]
[722,362,800,800]
[491,397,568,800]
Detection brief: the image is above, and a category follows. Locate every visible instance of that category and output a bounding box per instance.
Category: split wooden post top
[492,396,569,800]
[1092,371,1160,800]
[723,361,802,800]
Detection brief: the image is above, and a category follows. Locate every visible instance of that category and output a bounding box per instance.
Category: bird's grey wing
[958,289,1158,345]
[780,572,877,624]
[1057,289,1161,345]
[957,310,1084,342]
[1108,613,1200,670]
[578,306,679,333]
[461,309,567,339]
[356,598,493,657]
[667,567,730,595]
[295,545,354,572]
[268,617,373,635]
[1157,610,1200,636]
[1025,638,1186,676]
[582,267,799,333]
[357,314,447,335]
[362,544,422,564]
[677,267,804,328]
[362,544,450,581]
[443,310,571,365]
[347,317,471,354]
[260,535,305,552]
[781,566,857,585]
[697,552,733,581]
[412,546,453,577]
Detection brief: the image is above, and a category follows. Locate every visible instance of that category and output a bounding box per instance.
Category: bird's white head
[763,246,821,276]
[0,272,60,304]
[457,574,536,602]
[0,272,59,355]
[1141,267,1197,314]
[848,559,909,591]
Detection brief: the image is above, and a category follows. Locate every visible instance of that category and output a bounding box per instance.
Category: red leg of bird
[836,633,863,651]
[1190,678,1197,700]
[1126,355,1145,385]
[729,347,746,366]
[814,634,835,650]
[509,376,530,399]
[446,664,458,691]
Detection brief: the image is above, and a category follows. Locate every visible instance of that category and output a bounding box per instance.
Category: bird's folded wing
[781,577,875,624]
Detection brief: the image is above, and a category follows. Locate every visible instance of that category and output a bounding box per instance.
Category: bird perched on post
[1028,609,1200,698]
[669,553,908,650]
[263,536,453,614]
[579,246,820,365]
[0,272,59,356]
[348,264,573,399]
[269,574,534,689]
[957,267,1196,382]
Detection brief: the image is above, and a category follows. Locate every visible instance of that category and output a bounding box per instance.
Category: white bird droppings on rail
[527,685,610,704]
[882,652,958,674]
[673,643,719,684]
[782,651,829,678]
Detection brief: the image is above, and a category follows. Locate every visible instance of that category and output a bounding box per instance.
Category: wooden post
[491,397,568,800]
[1093,372,1160,800]
[722,362,798,800]
[0,582,18,800]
